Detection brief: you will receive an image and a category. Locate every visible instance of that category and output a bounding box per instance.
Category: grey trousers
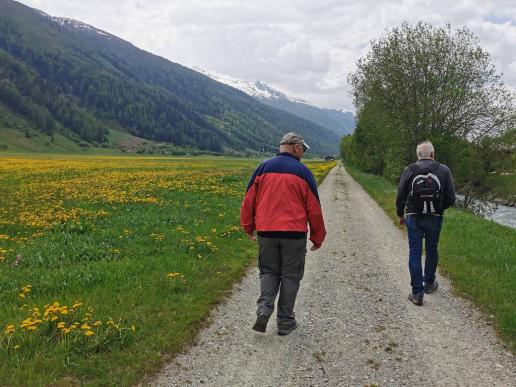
[256,236,307,328]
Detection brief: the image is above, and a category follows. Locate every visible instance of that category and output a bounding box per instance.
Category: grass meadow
[345,163,516,353]
[0,154,336,385]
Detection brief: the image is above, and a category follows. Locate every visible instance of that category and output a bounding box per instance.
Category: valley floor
[150,163,515,386]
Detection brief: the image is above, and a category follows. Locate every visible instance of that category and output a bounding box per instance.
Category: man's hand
[246,231,256,241]
[310,245,320,251]
[398,216,406,226]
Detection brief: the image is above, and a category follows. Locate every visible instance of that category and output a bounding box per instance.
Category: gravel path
[151,164,515,387]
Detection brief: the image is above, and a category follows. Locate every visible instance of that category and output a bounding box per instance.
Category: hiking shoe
[252,314,269,333]
[408,292,424,306]
[424,280,439,294]
[277,322,298,336]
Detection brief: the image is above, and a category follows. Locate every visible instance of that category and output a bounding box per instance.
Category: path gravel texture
[151,164,515,387]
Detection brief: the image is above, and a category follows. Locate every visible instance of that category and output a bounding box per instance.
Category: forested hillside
[258,98,355,137]
[196,69,355,138]
[0,0,340,154]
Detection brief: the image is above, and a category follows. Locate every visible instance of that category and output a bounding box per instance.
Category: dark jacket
[240,152,326,247]
[396,158,456,217]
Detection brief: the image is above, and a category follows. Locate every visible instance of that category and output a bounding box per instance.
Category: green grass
[345,163,516,352]
[0,127,83,153]
[0,155,335,385]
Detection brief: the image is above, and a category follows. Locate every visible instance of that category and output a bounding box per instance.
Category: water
[456,195,516,229]
[489,203,516,228]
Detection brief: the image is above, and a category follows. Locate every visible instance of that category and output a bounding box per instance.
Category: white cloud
[17,0,516,110]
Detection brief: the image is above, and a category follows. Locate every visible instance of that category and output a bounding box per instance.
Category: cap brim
[303,142,310,150]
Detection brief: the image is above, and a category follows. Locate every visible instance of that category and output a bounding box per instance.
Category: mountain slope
[0,0,340,155]
[196,68,355,137]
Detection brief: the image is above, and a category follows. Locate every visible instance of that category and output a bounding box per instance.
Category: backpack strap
[429,161,442,192]
[430,161,440,174]
[408,163,419,176]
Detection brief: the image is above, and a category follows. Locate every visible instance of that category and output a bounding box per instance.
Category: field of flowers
[0,155,336,385]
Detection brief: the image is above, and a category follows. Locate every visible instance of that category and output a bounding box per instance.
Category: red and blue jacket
[240,152,326,248]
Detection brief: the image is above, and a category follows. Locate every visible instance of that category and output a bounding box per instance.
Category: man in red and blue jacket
[241,132,326,335]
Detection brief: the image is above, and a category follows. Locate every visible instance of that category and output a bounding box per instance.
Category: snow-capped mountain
[2,0,342,155]
[51,17,114,38]
[195,68,355,137]
[35,10,116,40]
[195,67,314,105]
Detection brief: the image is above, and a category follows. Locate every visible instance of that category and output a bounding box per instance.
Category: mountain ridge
[0,0,341,155]
[195,67,355,137]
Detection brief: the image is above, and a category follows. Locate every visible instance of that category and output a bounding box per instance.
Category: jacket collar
[276,152,300,161]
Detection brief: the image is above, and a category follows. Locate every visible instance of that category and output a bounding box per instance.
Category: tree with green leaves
[348,21,516,199]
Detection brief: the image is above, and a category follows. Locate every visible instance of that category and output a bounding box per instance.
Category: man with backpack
[396,141,456,306]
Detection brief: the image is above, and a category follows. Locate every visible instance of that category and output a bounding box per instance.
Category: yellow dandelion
[21,286,31,294]
[84,330,94,337]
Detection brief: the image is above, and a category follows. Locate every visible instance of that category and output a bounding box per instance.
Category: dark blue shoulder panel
[246,153,319,201]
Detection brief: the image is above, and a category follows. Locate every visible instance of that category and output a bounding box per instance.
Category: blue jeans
[406,214,443,294]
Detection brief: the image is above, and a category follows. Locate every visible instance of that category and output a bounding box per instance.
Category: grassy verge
[0,155,335,385]
[344,163,516,352]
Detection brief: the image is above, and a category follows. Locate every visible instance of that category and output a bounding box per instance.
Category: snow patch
[194,67,316,107]
[45,15,114,40]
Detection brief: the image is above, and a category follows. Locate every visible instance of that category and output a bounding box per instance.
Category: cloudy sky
[18,0,516,111]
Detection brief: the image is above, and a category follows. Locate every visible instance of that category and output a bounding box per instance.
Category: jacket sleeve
[396,167,412,217]
[442,166,456,209]
[240,168,260,233]
[305,171,326,247]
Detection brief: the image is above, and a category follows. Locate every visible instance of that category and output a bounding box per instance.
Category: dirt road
[151,164,515,386]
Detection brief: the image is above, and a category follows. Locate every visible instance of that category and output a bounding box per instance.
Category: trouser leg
[406,215,424,294]
[423,216,443,285]
[256,237,281,317]
[277,238,307,328]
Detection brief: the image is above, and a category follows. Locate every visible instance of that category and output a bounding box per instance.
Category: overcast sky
[18,0,516,111]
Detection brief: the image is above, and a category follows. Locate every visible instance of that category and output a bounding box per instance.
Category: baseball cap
[280,132,310,150]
